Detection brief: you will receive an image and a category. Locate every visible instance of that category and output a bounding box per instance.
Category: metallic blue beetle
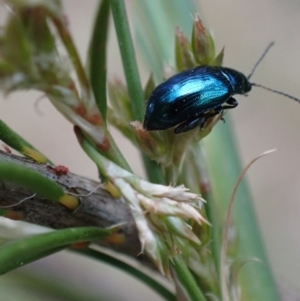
[143,43,300,134]
[143,66,251,134]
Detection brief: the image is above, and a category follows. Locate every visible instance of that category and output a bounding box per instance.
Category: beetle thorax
[221,67,252,95]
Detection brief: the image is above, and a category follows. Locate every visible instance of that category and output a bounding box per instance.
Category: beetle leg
[201,106,225,126]
[222,97,238,110]
[202,107,222,119]
[174,116,206,134]
[175,99,238,134]
[218,98,238,123]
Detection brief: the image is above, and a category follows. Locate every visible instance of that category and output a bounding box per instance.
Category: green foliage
[0,226,114,275]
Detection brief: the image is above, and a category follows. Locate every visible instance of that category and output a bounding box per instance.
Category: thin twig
[220,149,277,301]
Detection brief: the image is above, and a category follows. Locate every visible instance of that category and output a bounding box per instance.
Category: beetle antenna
[247,42,275,80]
[251,83,300,103]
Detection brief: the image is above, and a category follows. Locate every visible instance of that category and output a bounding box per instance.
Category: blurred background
[1,0,300,300]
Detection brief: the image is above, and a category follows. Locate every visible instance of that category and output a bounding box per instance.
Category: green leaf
[0,161,78,209]
[0,226,113,275]
[0,119,51,164]
[0,161,64,201]
[88,0,110,121]
[210,47,225,67]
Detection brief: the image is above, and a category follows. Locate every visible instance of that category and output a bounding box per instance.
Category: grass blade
[88,0,110,121]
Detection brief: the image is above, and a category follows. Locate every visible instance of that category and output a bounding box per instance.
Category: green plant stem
[205,118,280,301]
[88,0,110,121]
[78,129,133,180]
[142,153,166,184]
[73,248,176,301]
[110,0,165,183]
[172,256,207,301]
[76,128,120,177]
